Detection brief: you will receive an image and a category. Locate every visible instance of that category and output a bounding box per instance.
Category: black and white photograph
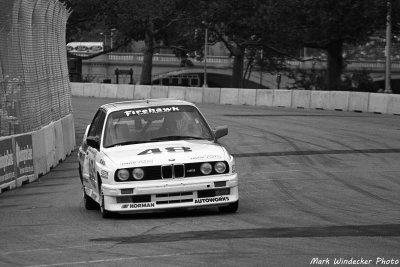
[0,1,400,266]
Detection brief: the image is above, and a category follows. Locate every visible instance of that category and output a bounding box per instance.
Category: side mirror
[214,125,228,140]
[86,136,100,150]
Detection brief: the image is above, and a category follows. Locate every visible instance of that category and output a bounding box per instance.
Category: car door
[85,109,106,195]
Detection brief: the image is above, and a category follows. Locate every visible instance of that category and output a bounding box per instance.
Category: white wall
[70,83,400,115]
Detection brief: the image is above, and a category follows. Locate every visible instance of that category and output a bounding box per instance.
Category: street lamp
[99,32,107,49]
[110,28,117,50]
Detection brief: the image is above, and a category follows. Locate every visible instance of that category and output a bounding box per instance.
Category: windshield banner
[124,106,180,117]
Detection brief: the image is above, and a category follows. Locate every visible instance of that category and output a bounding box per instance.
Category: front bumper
[102,173,238,213]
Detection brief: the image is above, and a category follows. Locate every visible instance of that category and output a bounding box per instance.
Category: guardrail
[70,83,400,115]
[76,53,234,67]
[76,52,400,71]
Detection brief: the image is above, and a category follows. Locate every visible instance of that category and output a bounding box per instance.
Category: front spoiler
[102,173,238,213]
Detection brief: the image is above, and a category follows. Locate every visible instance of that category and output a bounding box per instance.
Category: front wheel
[218,200,239,213]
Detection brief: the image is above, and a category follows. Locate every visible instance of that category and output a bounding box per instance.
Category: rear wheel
[218,200,239,213]
[83,187,98,210]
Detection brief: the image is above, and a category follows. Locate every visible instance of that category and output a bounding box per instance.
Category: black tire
[83,188,99,210]
[218,200,239,213]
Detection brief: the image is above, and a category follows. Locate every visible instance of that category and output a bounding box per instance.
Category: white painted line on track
[0,244,105,256]
[27,251,225,267]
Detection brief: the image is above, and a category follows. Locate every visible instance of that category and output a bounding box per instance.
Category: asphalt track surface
[1,96,400,267]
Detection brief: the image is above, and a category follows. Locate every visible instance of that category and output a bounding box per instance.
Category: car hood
[104,140,227,168]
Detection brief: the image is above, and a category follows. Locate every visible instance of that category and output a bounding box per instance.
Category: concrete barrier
[291,90,311,109]
[348,92,369,112]
[32,128,48,177]
[387,94,400,115]
[238,89,256,106]
[310,91,329,109]
[203,87,221,104]
[43,123,57,170]
[54,120,65,163]
[116,84,135,99]
[70,83,400,116]
[61,115,72,156]
[220,88,239,105]
[70,83,84,96]
[134,85,152,100]
[168,86,186,100]
[150,86,169,99]
[0,136,17,193]
[255,89,274,106]
[273,90,292,107]
[83,83,101,97]
[326,91,349,111]
[0,113,75,194]
[185,87,203,103]
[100,83,118,98]
[368,93,389,114]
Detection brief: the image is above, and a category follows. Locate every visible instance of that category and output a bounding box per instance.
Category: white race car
[78,99,238,218]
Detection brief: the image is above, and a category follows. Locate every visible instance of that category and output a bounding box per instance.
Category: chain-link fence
[0,0,71,137]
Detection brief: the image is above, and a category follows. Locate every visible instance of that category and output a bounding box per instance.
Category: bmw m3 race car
[78,99,238,218]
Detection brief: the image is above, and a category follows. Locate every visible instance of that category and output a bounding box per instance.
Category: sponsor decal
[138,147,192,155]
[124,106,180,117]
[121,159,154,166]
[90,191,97,200]
[195,196,230,204]
[190,155,222,161]
[0,138,15,184]
[99,159,106,166]
[121,203,155,209]
[15,135,34,177]
[100,170,108,179]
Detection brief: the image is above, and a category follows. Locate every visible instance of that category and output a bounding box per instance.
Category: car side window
[88,110,106,138]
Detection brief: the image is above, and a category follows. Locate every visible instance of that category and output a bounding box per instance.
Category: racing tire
[83,188,99,210]
[100,191,114,219]
[218,200,239,213]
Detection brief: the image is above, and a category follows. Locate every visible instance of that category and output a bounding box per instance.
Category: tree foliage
[279,0,391,90]
[63,0,400,89]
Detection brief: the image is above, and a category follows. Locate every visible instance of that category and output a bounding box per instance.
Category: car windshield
[103,105,213,148]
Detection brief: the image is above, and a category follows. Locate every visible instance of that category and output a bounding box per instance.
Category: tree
[101,0,199,85]
[281,0,389,91]
[196,0,265,88]
[61,0,104,43]
[193,0,301,88]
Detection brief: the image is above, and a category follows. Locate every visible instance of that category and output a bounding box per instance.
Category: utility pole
[203,27,208,87]
[385,0,392,93]
[259,49,263,89]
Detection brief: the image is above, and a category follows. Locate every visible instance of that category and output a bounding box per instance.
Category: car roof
[100,98,196,113]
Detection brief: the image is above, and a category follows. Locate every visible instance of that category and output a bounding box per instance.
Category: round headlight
[214,162,227,174]
[200,163,212,175]
[117,169,130,181]
[132,168,144,180]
